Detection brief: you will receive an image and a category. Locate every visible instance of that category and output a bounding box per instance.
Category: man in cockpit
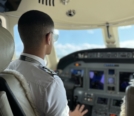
[7,10,88,116]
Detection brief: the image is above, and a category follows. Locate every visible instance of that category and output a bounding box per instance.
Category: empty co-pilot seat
[0,25,38,116]
[120,85,134,116]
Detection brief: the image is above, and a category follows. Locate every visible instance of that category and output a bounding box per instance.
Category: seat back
[0,91,13,116]
[0,25,38,116]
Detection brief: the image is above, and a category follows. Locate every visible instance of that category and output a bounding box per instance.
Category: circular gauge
[108,77,114,84]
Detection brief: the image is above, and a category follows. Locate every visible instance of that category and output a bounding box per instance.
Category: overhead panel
[2,0,134,29]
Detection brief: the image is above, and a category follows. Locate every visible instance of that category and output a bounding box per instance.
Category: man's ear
[46,33,51,45]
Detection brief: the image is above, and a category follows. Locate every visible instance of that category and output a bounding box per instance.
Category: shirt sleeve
[44,77,70,116]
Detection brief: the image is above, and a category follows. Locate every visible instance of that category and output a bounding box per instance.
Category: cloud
[15,39,134,60]
[55,40,134,59]
[119,25,132,30]
[120,40,134,48]
[87,30,94,34]
[54,43,104,58]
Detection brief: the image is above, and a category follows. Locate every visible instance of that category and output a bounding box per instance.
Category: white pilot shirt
[7,53,70,116]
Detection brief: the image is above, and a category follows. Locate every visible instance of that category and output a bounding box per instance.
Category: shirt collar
[21,53,46,66]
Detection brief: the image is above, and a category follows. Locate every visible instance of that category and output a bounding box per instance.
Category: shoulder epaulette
[39,65,57,77]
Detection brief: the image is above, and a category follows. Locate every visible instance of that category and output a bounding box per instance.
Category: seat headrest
[0,26,14,72]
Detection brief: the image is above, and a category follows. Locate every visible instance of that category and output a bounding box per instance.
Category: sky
[14,25,134,59]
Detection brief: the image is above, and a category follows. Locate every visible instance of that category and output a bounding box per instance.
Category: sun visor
[0,0,21,12]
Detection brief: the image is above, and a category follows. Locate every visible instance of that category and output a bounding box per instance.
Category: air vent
[38,0,55,6]
[61,0,70,5]
[66,10,76,17]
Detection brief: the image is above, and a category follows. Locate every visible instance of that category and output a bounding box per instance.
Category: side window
[118,25,134,48]
[14,25,23,59]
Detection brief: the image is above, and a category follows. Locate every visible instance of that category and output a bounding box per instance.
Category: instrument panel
[57,48,134,116]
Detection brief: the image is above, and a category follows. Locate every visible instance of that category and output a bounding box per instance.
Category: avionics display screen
[89,71,104,90]
[97,97,108,105]
[119,72,134,92]
[112,99,122,107]
[70,69,84,87]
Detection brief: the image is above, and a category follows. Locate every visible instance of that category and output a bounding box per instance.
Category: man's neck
[23,50,45,59]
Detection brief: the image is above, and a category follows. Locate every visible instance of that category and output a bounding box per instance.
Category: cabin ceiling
[3,0,134,29]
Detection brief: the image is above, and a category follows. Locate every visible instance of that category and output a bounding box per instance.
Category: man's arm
[43,77,88,116]
[43,77,70,116]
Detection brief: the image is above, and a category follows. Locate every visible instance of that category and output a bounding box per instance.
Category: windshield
[54,29,105,59]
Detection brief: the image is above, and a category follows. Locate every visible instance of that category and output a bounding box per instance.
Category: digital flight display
[89,71,104,90]
[119,72,134,92]
[112,99,122,107]
[70,69,84,87]
[97,97,108,105]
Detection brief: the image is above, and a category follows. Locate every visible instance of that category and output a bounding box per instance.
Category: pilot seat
[0,25,38,116]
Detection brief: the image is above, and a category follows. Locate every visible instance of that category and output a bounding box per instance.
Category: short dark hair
[18,10,54,48]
